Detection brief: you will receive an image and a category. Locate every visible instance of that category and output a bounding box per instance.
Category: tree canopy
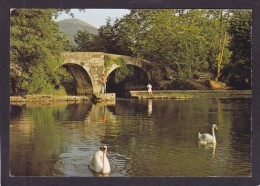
[10,9,71,94]
[10,9,252,95]
[223,10,252,89]
[86,9,250,88]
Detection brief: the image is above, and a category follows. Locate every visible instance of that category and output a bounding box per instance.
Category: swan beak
[215,126,218,130]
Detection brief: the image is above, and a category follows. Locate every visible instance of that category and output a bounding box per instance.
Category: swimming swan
[198,124,218,144]
[89,145,110,174]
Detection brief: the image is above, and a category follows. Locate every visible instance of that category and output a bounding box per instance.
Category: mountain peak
[57,18,98,45]
[58,18,97,29]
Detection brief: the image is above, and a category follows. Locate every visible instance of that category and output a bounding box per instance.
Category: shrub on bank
[170,80,198,90]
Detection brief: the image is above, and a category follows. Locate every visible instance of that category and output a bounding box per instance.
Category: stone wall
[61,52,158,95]
[62,52,105,95]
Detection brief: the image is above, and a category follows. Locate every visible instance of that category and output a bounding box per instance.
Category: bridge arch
[105,54,153,82]
[61,63,93,95]
[61,52,158,95]
[107,64,149,97]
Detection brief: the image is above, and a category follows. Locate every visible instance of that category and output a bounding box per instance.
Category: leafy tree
[98,9,230,79]
[10,9,71,94]
[205,10,232,81]
[222,9,252,89]
[96,17,132,55]
[73,29,105,52]
[73,30,94,51]
[71,9,236,80]
[74,9,250,89]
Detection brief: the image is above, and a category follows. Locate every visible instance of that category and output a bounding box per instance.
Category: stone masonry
[61,52,155,95]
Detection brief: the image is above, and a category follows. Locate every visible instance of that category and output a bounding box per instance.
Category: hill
[57,18,98,44]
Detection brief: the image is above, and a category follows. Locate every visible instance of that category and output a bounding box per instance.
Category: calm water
[10,97,251,177]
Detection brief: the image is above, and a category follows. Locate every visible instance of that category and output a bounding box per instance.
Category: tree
[73,29,105,52]
[70,9,249,89]
[10,9,71,94]
[96,17,132,55]
[205,10,232,81]
[74,30,94,51]
[222,10,252,89]
[98,9,226,79]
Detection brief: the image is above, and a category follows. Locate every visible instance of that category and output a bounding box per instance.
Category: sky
[54,9,130,29]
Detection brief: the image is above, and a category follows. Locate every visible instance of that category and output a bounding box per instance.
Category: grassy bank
[10,95,91,103]
[130,90,252,100]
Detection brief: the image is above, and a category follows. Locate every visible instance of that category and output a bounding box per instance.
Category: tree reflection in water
[10,98,251,177]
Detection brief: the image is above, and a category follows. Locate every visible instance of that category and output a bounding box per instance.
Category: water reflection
[90,171,110,177]
[147,100,153,116]
[85,100,116,124]
[10,98,251,177]
[198,142,217,161]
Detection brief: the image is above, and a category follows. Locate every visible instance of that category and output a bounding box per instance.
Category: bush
[171,80,198,90]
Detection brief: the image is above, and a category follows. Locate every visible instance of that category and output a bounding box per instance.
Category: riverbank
[92,93,116,102]
[130,90,252,99]
[10,90,251,103]
[10,93,116,103]
[10,95,91,103]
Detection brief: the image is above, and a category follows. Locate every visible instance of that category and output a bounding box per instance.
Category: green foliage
[10,9,71,95]
[73,29,105,52]
[222,10,252,89]
[10,8,251,93]
[96,10,233,80]
[114,65,134,84]
[104,55,134,84]
[97,18,132,55]
[104,55,113,69]
[104,55,126,70]
[114,57,126,65]
[94,9,250,89]
[55,67,76,95]
[171,80,199,90]
[73,30,94,51]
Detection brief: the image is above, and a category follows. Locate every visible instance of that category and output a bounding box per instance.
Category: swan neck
[212,127,216,142]
[102,150,107,172]
[102,151,105,163]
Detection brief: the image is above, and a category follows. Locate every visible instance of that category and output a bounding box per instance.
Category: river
[9,97,251,177]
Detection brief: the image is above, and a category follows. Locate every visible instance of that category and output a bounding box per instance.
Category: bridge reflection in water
[10,98,251,177]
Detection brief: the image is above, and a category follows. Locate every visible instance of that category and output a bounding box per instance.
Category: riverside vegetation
[10,9,251,96]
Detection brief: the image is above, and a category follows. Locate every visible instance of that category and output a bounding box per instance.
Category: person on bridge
[100,74,107,94]
[147,83,152,95]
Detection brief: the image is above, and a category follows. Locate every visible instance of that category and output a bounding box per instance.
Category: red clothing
[101,76,107,83]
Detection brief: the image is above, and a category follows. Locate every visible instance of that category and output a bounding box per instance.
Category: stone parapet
[60,52,155,96]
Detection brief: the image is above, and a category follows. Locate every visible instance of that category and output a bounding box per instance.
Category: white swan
[198,124,218,144]
[89,145,111,174]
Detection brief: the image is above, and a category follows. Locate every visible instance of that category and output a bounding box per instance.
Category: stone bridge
[61,52,158,95]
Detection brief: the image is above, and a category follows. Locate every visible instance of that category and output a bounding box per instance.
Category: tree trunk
[215,10,226,82]
[215,32,227,81]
